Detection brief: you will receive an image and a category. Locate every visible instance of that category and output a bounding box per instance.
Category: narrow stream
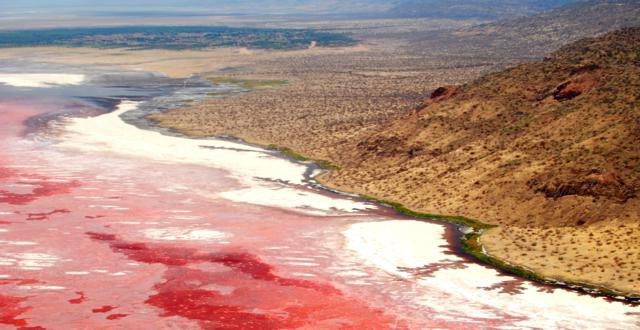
[0,65,638,329]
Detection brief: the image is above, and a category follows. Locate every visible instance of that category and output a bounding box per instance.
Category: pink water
[0,98,399,329]
[0,92,638,330]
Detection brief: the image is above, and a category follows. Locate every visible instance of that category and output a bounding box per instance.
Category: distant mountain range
[410,0,640,60]
[387,0,581,19]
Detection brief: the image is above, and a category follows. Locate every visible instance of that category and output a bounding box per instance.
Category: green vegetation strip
[360,195,496,230]
[207,77,288,90]
[461,231,632,298]
[268,145,339,170]
[360,195,636,300]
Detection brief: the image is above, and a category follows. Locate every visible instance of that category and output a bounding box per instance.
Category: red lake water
[0,73,637,329]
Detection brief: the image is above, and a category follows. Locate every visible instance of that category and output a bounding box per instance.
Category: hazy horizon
[0,0,395,17]
[0,0,584,19]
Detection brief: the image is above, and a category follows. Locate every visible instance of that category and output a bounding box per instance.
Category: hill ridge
[322,27,640,294]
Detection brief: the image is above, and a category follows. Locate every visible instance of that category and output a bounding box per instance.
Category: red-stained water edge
[0,72,637,330]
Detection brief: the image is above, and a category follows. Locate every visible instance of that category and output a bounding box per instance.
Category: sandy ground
[0,45,370,78]
[145,34,502,161]
[481,222,640,295]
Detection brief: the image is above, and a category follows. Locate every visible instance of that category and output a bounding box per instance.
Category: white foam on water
[0,240,38,246]
[167,216,204,220]
[65,271,90,275]
[4,165,44,169]
[290,272,316,278]
[336,270,369,278]
[58,101,307,186]
[129,193,158,198]
[43,179,73,183]
[344,220,640,329]
[143,228,229,241]
[201,284,235,295]
[219,186,373,216]
[284,262,321,267]
[0,253,58,270]
[74,196,110,200]
[20,285,66,291]
[262,246,291,250]
[15,178,42,183]
[3,184,36,188]
[57,101,378,216]
[0,73,85,88]
[117,221,162,225]
[275,257,317,262]
[0,257,15,266]
[344,220,453,279]
[88,204,123,209]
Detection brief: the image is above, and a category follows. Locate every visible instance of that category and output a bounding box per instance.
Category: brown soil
[0,46,372,78]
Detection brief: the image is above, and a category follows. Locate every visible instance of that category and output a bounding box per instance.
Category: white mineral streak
[344,220,640,329]
[0,73,85,88]
[59,101,372,215]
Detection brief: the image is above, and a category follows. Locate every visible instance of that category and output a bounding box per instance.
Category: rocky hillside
[323,27,640,293]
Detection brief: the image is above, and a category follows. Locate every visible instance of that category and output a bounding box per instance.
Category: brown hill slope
[323,27,640,294]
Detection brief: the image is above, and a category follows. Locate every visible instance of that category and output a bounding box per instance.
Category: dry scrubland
[0,45,368,78]
[483,222,640,292]
[152,23,640,295]
[149,21,510,161]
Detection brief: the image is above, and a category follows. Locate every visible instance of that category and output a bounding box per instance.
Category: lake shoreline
[111,59,638,301]
[143,79,640,303]
[2,59,635,328]
[146,105,640,304]
[223,136,640,304]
